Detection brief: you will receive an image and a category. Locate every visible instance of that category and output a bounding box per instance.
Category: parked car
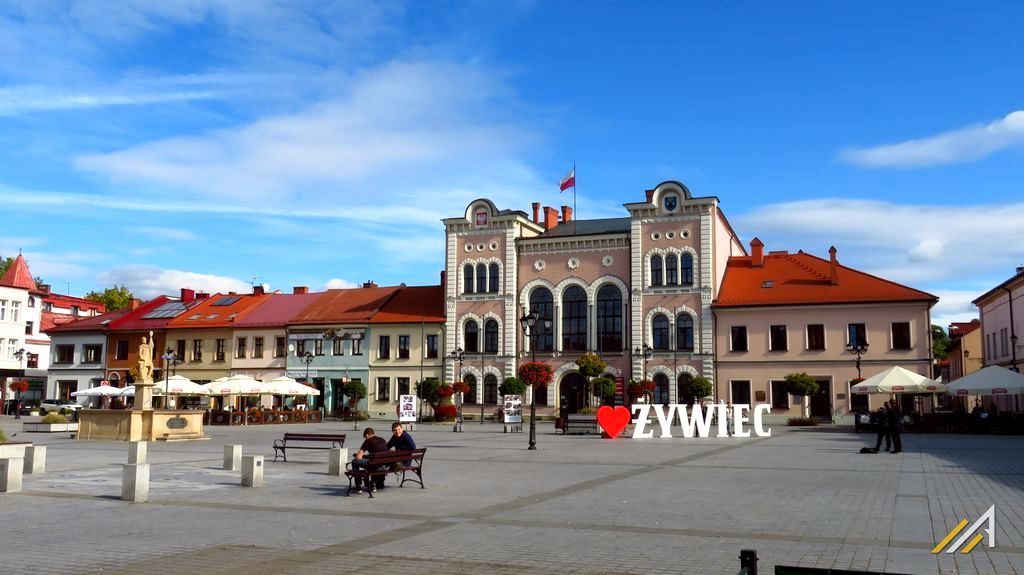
[39,399,82,415]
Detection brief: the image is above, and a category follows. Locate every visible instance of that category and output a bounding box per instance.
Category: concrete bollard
[121,463,150,503]
[24,445,46,475]
[0,458,24,493]
[328,448,349,476]
[241,455,263,487]
[224,445,242,471]
[129,441,147,464]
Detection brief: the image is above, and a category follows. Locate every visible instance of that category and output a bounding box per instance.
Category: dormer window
[761,281,774,288]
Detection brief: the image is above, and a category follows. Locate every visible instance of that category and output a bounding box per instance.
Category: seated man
[350,427,389,493]
[386,421,416,469]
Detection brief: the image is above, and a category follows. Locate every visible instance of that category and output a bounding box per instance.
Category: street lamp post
[301,351,314,413]
[519,311,551,451]
[161,348,180,409]
[449,348,465,432]
[632,344,653,403]
[846,341,869,379]
[480,351,486,424]
[13,347,26,420]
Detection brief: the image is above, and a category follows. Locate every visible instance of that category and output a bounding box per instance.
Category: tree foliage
[783,372,818,397]
[498,377,527,397]
[344,380,367,402]
[86,284,135,311]
[931,324,951,360]
[593,376,616,402]
[574,353,607,378]
[687,375,714,399]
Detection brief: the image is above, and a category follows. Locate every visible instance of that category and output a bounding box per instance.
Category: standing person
[725,401,735,436]
[873,402,892,453]
[350,427,388,493]
[888,401,903,454]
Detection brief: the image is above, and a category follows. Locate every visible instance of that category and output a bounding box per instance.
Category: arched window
[484,319,499,353]
[464,320,479,353]
[676,314,694,352]
[651,255,663,286]
[653,373,670,405]
[528,288,554,352]
[653,314,670,350]
[666,254,678,285]
[561,286,588,352]
[488,263,500,293]
[596,284,622,352]
[463,264,474,294]
[681,253,693,285]
[464,374,478,404]
[484,374,498,403]
[678,373,694,406]
[476,264,487,294]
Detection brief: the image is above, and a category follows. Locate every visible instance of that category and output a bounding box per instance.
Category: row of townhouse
[45,283,445,418]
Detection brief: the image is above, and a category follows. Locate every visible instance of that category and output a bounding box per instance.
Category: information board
[503,395,523,423]
[398,395,418,423]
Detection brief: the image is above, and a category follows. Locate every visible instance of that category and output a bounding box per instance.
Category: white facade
[45,331,108,402]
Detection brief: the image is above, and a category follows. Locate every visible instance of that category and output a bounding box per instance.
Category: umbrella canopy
[263,376,321,396]
[71,385,126,397]
[946,366,1024,396]
[115,385,165,397]
[159,375,208,395]
[203,374,269,396]
[851,366,945,394]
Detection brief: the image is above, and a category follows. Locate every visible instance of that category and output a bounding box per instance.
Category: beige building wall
[367,323,444,418]
[714,302,934,422]
[975,272,1023,370]
[230,328,289,380]
[165,328,236,382]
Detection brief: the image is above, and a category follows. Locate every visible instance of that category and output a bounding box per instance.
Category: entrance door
[810,380,832,418]
[678,374,695,405]
[730,380,751,405]
[559,373,587,415]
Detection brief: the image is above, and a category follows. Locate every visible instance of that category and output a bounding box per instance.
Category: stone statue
[137,332,155,384]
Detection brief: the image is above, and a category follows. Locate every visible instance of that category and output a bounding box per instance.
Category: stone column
[0,458,24,492]
[129,441,147,464]
[224,445,242,471]
[24,446,45,475]
[122,463,149,503]
[327,448,348,476]
[241,455,263,487]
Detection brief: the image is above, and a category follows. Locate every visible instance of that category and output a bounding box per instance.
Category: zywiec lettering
[628,404,771,439]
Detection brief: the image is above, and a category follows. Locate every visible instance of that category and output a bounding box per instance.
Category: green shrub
[687,376,714,399]
[786,417,818,426]
[593,376,616,402]
[498,377,527,397]
[578,407,598,415]
[784,372,818,397]
[40,412,68,424]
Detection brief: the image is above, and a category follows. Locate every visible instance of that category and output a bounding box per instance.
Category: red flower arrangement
[627,379,655,400]
[437,385,455,398]
[8,380,29,393]
[518,361,553,388]
[434,404,458,421]
[451,381,470,395]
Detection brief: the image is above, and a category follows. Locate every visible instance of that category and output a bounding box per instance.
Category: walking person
[873,402,891,453]
[888,401,903,454]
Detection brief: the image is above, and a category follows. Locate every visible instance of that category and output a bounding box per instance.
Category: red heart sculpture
[597,405,631,438]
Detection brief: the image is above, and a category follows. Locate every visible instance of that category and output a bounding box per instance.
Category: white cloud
[930,290,983,329]
[126,226,200,242]
[324,278,356,289]
[839,110,1024,168]
[99,265,250,299]
[0,84,220,116]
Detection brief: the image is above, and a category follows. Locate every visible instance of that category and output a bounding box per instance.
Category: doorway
[678,374,694,406]
[810,380,832,419]
[559,373,588,414]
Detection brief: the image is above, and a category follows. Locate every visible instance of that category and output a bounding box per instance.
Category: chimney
[543,206,559,230]
[440,270,446,291]
[293,286,309,295]
[228,291,237,296]
[532,202,541,224]
[196,292,210,300]
[130,298,142,310]
[180,288,195,303]
[38,283,51,295]
[750,238,764,267]
[561,205,573,223]
[645,189,655,203]
[253,285,265,296]
[362,280,378,289]
[829,246,838,285]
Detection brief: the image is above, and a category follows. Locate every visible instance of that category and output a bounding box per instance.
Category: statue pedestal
[134,381,156,411]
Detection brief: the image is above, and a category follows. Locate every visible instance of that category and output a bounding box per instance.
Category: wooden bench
[562,415,597,435]
[344,448,426,498]
[272,433,346,462]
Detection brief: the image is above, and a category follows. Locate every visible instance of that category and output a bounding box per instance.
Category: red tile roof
[0,254,35,290]
[108,296,181,331]
[233,292,324,328]
[43,292,106,312]
[949,321,981,337]
[714,249,937,308]
[290,286,400,325]
[370,285,445,323]
[44,308,133,334]
[165,293,270,329]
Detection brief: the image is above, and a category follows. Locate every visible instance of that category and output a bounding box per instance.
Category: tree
[499,377,527,397]
[931,324,951,360]
[593,376,616,405]
[784,372,819,418]
[86,285,135,311]
[575,353,607,408]
[687,376,714,400]
[417,378,440,407]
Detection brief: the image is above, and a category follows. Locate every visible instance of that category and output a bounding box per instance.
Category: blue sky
[1,1,1023,326]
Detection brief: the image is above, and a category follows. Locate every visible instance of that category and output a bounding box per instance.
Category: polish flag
[559,167,575,191]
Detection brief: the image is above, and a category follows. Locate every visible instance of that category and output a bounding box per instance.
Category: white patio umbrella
[263,376,321,396]
[160,375,208,395]
[202,374,269,396]
[946,366,1024,396]
[71,385,125,397]
[851,366,945,394]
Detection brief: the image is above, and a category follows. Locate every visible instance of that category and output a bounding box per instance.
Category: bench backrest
[283,433,346,442]
[367,448,426,465]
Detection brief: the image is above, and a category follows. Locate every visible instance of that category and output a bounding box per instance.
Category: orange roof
[0,254,35,290]
[714,249,937,308]
[949,321,981,337]
[290,286,400,325]
[165,293,270,328]
[370,285,445,323]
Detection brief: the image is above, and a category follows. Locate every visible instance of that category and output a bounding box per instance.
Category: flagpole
[573,161,577,219]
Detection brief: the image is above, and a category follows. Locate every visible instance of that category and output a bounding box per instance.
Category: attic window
[227,313,238,320]
[761,281,774,288]
[204,313,219,320]
[187,313,202,320]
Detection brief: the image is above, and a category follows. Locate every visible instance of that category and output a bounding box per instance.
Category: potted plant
[24,412,78,433]
[687,375,714,402]
[593,376,616,406]
[434,384,457,422]
[575,353,607,409]
[784,372,819,420]
[627,379,655,404]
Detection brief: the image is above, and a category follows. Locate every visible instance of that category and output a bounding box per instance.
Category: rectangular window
[55,345,74,364]
[275,337,286,358]
[398,335,410,359]
[253,337,264,358]
[426,334,438,358]
[26,353,37,369]
[730,326,748,352]
[1002,328,1009,357]
[770,381,789,409]
[236,337,247,359]
[730,380,752,405]
[398,377,410,396]
[352,337,363,356]
[332,338,343,356]
[806,324,825,350]
[296,340,306,356]
[215,339,226,362]
[0,300,6,321]
[0,338,4,359]
[83,344,102,363]
[377,377,390,401]
[176,339,186,361]
[11,301,20,322]
[115,339,129,360]
[848,323,867,347]
[71,305,80,316]
[314,339,324,356]
[378,335,390,359]
[891,322,911,350]
[193,339,203,362]
[25,321,33,335]
[769,325,788,351]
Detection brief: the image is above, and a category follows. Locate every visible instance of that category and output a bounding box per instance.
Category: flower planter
[0,442,30,458]
[23,422,79,433]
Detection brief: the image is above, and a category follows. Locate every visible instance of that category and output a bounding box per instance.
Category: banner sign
[398,395,418,422]
[503,395,523,423]
[285,370,317,379]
